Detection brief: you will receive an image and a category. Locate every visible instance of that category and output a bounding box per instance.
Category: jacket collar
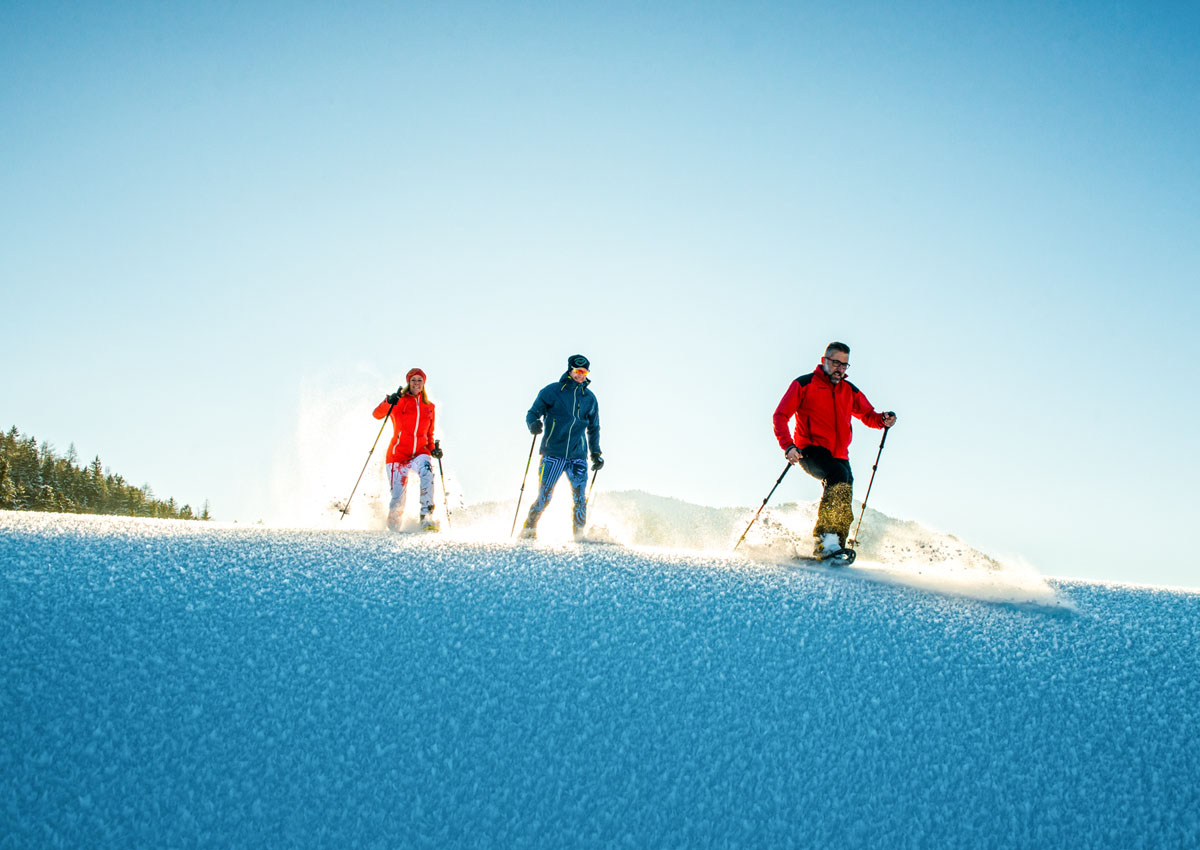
[812,364,836,388]
[559,371,591,389]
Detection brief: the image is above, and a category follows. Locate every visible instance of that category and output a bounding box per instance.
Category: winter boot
[387,510,403,532]
[518,522,537,540]
[419,511,439,532]
[572,524,587,543]
[814,532,843,560]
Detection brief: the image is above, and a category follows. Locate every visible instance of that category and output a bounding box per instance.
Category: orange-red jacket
[773,365,886,460]
[373,391,436,465]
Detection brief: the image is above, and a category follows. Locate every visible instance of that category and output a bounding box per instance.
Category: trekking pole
[434,440,451,529]
[339,390,400,520]
[510,433,538,537]
[586,467,600,512]
[848,424,891,549]
[733,463,792,551]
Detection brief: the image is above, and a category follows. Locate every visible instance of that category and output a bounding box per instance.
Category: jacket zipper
[412,399,421,457]
[564,384,583,457]
[830,383,840,451]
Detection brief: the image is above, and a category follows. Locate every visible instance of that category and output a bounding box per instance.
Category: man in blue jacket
[520,354,603,541]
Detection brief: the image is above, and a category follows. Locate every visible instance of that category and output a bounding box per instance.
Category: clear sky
[3,1,1198,587]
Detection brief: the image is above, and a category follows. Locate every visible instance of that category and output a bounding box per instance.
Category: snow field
[2,511,1198,848]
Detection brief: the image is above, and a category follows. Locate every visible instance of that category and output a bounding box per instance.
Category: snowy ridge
[439,490,1066,609]
[2,510,1197,847]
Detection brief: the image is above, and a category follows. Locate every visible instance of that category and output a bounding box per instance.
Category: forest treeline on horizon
[0,426,208,520]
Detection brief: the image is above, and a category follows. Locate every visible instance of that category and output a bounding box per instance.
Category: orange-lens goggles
[570,367,589,377]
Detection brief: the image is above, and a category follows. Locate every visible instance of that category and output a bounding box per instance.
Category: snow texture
[2,508,1198,848]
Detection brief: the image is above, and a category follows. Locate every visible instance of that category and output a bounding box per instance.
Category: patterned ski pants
[386,455,434,521]
[525,456,589,532]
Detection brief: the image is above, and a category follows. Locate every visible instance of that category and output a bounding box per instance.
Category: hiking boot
[814,532,842,560]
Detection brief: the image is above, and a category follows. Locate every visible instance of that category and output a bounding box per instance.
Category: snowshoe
[810,533,856,565]
[794,548,856,566]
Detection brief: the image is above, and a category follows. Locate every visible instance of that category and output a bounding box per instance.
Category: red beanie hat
[406,368,427,383]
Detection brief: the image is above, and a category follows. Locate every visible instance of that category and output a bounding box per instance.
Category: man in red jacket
[772,342,897,559]
[372,368,443,532]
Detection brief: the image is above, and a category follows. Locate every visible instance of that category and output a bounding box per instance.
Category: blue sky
[2,1,1198,587]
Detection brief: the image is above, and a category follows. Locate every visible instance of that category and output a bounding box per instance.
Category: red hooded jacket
[373,391,436,465]
[773,365,886,460]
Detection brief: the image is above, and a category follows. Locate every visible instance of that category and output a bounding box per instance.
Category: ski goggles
[570,367,589,378]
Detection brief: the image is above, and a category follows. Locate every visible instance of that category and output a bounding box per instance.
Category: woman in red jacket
[372,368,442,531]
[773,342,897,559]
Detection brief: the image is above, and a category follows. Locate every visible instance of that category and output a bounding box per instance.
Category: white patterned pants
[386,455,435,521]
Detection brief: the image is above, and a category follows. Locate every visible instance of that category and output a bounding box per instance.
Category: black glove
[385,392,400,405]
[431,442,444,459]
[530,421,544,435]
[591,452,604,471]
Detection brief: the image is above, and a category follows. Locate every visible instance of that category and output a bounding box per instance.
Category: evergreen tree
[88,457,107,512]
[0,426,207,521]
[39,446,57,506]
[0,457,15,510]
[11,437,41,508]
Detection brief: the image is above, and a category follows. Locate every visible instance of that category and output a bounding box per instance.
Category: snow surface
[3,508,1199,848]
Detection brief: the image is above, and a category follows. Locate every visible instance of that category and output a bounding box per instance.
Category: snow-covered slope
[455,490,1064,608]
[2,510,1198,848]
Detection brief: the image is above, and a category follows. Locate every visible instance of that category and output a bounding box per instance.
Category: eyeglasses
[825,357,849,369]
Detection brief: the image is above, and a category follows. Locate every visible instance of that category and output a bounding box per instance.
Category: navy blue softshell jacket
[526,373,601,460]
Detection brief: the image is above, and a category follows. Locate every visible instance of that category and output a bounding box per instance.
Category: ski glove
[530,421,544,435]
[591,453,604,471]
[386,392,401,405]
[431,444,444,459]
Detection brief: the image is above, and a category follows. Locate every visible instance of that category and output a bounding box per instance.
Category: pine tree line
[0,426,209,520]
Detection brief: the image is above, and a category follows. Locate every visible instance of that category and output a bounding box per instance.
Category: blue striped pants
[525,456,589,531]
